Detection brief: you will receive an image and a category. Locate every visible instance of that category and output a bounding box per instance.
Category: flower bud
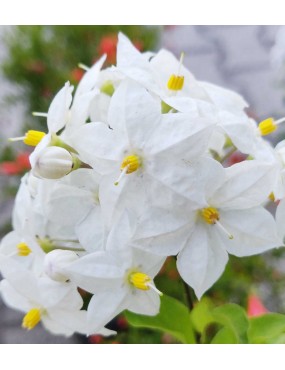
[44,249,78,282]
[32,146,75,179]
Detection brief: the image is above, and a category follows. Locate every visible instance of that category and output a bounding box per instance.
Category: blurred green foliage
[1,26,160,131]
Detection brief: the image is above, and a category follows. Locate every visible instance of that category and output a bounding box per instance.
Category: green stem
[183,280,194,311]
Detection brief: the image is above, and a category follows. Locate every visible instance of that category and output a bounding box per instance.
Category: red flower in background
[0,152,30,176]
[70,67,84,83]
[247,293,268,317]
[98,34,118,64]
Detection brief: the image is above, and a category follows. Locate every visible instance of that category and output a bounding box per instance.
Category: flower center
[129,272,151,291]
[201,207,219,224]
[114,154,141,186]
[17,242,32,256]
[201,207,233,240]
[167,52,185,91]
[22,308,41,330]
[128,271,163,295]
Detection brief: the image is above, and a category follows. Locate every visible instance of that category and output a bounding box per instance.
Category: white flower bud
[44,249,78,282]
[32,146,74,179]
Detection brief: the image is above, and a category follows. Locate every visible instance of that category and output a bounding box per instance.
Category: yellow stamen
[258,118,277,136]
[121,154,141,173]
[115,154,141,186]
[167,75,184,91]
[201,207,233,239]
[22,308,41,330]
[129,272,151,291]
[201,207,220,224]
[23,130,46,146]
[268,192,275,202]
[17,242,32,256]
[167,52,185,91]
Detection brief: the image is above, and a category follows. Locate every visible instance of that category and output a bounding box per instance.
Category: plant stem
[183,280,194,311]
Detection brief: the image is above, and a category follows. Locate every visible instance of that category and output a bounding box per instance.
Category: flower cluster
[1,33,285,337]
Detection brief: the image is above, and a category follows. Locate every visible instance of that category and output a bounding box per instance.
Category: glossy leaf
[125,295,195,344]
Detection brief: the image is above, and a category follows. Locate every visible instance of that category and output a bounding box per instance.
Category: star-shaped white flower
[133,159,281,298]
[68,80,216,210]
[64,211,165,332]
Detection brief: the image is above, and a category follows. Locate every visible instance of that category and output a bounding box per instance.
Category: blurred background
[1,25,285,344]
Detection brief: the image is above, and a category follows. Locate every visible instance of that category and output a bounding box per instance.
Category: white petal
[132,247,166,277]
[199,81,249,112]
[212,161,275,209]
[46,184,93,226]
[73,54,106,99]
[220,208,282,257]
[68,122,125,173]
[87,288,127,333]
[108,80,161,149]
[68,89,99,129]
[116,33,158,93]
[105,209,136,252]
[177,223,228,299]
[127,289,160,316]
[65,251,125,294]
[47,82,74,133]
[76,207,104,252]
[0,279,31,312]
[147,156,224,207]
[145,114,215,156]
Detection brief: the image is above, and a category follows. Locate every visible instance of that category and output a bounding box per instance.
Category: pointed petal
[74,54,106,99]
[68,122,125,173]
[47,82,73,133]
[108,80,161,149]
[212,161,275,209]
[177,223,228,299]
[219,208,282,257]
[65,251,124,294]
[127,289,160,316]
[87,288,127,333]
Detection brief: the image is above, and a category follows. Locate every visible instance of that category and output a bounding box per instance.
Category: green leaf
[248,313,285,344]
[125,295,195,344]
[190,298,214,333]
[211,327,238,344]
[211,303,249,343]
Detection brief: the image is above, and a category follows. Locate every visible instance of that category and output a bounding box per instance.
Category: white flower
[68,80,215,209]
[65,211,165,332]
[133,159,281,299]
[0,257,88,336]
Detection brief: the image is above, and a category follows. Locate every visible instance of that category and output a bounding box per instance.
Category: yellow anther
[167,75,184,91]
[22,308,41,330]
[23,130,46,146]
[129,272,151,291]
[268,192,275,202]
[17,242,32,256]
[120,154,141,174]
[258,118,277,136]
[201,207,220,224]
